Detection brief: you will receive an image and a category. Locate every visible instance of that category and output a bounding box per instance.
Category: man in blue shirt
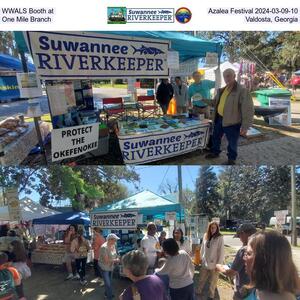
[188,71,215,103]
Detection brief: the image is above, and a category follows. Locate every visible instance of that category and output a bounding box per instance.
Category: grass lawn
[25,113,52,123]
[93,83,128,89]
[220,231,235,235]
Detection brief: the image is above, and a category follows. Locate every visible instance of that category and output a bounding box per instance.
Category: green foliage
[196,31,300,72]
[0,32,19,57]
[0,166,139,211]
[195,166,220,216]
[193,166,298,223]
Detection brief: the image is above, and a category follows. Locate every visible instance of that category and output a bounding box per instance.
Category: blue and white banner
[119,124,210,164]
[25,31,170,80]
[0,76,20,101]
[91,211,138,229]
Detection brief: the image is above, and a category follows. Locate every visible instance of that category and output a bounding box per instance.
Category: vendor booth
[31,211,90,265]
[0,197,59,222]
[12,31,222,165]
[91,190,184,255]
[0,53,36,102]
[0,52,51,166]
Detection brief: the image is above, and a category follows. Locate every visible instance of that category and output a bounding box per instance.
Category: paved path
[223,234,300,269]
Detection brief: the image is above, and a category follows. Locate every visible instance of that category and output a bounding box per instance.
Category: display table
[0,121,51,165]
[118,117,211,164]
[32,244,65,265]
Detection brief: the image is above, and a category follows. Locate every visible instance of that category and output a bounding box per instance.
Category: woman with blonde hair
[196,221,224,300]
[243,230,300,300]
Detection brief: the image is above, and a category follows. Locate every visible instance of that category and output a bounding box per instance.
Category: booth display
[31,211,92,265]
[91,190,184,259]
[0,117,51,165]
[31,243,66,265]
[118,116,211,164]
[11,31,222,164]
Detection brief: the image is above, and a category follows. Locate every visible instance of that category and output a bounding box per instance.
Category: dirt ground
[23,246,236,300]
[23,263,234,300]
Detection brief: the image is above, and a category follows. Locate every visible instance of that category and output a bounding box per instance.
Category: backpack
[0,269,16,300]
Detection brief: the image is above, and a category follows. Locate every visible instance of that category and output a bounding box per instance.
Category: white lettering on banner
[24,32,170,80]
[119,124,210,164]
[51,123,99,162]
[91,211,138,229]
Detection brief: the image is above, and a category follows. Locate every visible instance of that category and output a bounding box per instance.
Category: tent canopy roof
[32,211,90,225]
[0,198,59,222]
[0,53,35,72]
[92,190,182,216]
[14,31,222,63]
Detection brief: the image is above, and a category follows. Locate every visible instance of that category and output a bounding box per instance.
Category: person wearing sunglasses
[196,221,224,300]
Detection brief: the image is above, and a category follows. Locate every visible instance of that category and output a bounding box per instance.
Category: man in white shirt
[141,223,160,274]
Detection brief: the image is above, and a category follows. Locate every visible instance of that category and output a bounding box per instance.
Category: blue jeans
[101,268,113,300]
[170,283,195,300]
[211,115,241,161]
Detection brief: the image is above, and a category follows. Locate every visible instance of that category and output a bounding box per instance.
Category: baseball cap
[106,233,120,241]
[234,223,256,238]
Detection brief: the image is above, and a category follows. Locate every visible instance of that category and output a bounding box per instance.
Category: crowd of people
[1,221,300,300]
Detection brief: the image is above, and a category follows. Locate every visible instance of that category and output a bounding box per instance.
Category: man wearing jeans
[206,68,254,165]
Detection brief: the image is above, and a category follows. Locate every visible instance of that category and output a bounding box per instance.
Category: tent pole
[19,50,28,73]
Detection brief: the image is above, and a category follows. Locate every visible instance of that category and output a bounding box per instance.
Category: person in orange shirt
[92,227,105,279]
[0,252,21,300]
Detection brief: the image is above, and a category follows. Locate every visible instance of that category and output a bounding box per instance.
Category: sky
[17,166,220,204]
[126,166,200,194]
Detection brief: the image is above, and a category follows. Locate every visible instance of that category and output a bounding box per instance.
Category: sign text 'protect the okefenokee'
[51,123,99,162]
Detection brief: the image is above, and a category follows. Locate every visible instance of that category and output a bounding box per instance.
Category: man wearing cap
[188,71,215,103]
[99,233,120,300]
[206,68,254,165]
[141,223,161,274]
[216,223,257,300]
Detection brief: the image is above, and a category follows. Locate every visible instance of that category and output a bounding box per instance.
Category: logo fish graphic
[132,45,165,56]
[158,10,173,14]
[184,131,205,139]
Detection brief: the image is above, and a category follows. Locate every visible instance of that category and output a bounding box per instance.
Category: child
[0,252,21,300]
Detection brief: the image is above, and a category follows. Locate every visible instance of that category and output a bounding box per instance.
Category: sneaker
[65,274,74,280]
[80,279,88,286]
[73,274,80,280]
[205,153,219,159]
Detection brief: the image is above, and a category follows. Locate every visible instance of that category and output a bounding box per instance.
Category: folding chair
[137,95,159,118]
[102,97,125,122]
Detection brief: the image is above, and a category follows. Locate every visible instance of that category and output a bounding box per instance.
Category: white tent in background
[0,197,60,222]
[205,61,240,88]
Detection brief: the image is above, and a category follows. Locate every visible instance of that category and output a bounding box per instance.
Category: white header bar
[0,0,299,30]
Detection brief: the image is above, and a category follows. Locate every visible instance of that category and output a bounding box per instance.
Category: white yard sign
[51,123,99,162]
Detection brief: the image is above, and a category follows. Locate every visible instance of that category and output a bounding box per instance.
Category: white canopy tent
[0,197,60,222]
[205,61,240,88]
